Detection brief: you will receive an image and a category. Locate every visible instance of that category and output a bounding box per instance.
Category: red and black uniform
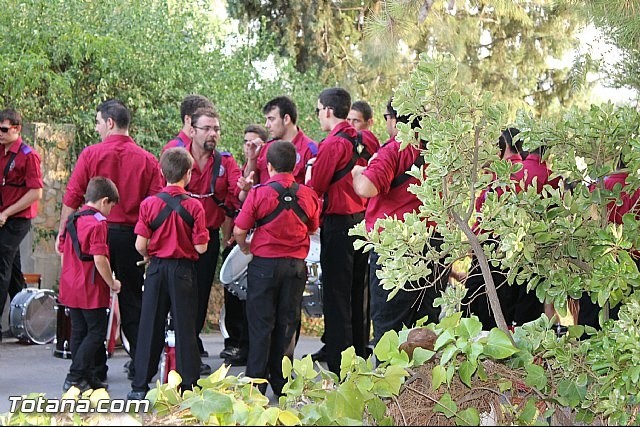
[307,121,378,375]
[235,172,319,396]
[163,137,242,356]
[363,137,444,345]
[59,205,111,386]
[0,137,43,333]
[254,128,317,185]
[131,185,209,393]
[63,134,163,367]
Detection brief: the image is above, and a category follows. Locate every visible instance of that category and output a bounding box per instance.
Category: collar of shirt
[160,185,188,195]
[5,137,23,154]
[266,172,296,186]
[505,153,523,163]
[327,120,354,139]
[291,128,308,145]
[177,130,192,146]
[101,134,135,145]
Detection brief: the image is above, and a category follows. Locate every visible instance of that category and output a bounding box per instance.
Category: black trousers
[67,307,108,382]
[369,247,443,345]
[195,227,220,353]
[0,218,30,325]
[245,256,305,396]
[132,258,200,392]
[320,213,370,376]
[107,226,144,362]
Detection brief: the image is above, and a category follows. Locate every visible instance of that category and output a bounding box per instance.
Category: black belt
[108,223,135,231]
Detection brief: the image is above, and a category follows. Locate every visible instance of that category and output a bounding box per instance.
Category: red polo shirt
[362,137,430,231]
[0,137,43,219]
[162,130,191,153]
[235,173,320,259]
[521,153,561,193]
[135,186,209,260]
[63,134,163,226]
[254,128,318,185]
[600,172,640,224]
[163,139,242,229]
[58,205,111,309]
[307,122,379,215]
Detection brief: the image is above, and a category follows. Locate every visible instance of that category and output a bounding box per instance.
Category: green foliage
[0,0,326,161]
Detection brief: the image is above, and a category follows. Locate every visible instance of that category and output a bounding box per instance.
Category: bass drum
[219,245,252,300]
[10,288,57,344]
[302,231,323,318]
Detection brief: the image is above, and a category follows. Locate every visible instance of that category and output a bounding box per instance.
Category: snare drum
[10,288,57,344]
[53,302,72,358]
[219,245,252,300]
[302,231,323,318]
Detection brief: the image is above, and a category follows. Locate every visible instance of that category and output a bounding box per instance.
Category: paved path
[0,331,323,413]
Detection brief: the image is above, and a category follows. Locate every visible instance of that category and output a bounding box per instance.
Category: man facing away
[57,99,163,380]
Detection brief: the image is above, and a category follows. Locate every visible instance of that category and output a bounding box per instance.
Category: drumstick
[105,290,116,344]
[136,259,150,266]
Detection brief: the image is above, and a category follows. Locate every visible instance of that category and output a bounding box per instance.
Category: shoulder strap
[149,192,195,231]
[65,209,98,261]
[255,182,309,227]
[1,143,24,187]
[210,150,222,194]
[330,131,371,184]
[390,155,425,188]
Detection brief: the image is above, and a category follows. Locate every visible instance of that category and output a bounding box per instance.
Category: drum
[302,231,323,318]
[53,302,72,358]
[219,245,252,300]
[10,288,57,344]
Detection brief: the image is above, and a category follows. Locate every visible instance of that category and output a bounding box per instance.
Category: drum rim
[10,288,57,344]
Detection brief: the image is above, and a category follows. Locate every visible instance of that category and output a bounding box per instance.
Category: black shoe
[125,360,135,380]
[219,346,240,359]
[126,390,148,401]
[305,345,327,362]
[63,379,90,393]
[200,362,212,376]
[89,378,109,390]
[200,350,209,358]
[224,350,248,366]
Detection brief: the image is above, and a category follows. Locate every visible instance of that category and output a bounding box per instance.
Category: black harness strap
[66,209,99,261]
[149,192,195,231]
[209,151,236,217]
[390,155,425,188]
[330,131,372,184]
[255,182,308,227]
[2,143,25,187]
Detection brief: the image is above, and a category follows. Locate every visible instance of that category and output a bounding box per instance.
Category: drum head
[10,288,57,345]
[220,245,253,284]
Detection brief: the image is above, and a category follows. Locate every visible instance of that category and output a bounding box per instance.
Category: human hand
[0,211,7,228]
[237,171,255,191]
[244,138,263,161]
[111,279,122,294]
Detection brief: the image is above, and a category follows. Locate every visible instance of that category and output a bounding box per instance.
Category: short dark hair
[319,87,351,119]
[160,147,194,184]
[267,140,296,173]
[351,101,373,121]
[0,109,22,126]
[244,124,269,142]
[262,96,298,124]
[498,128,522,158]
[180,95,214,125]
[191,107,219,126]
[386,97,419,129]
[97,99,131,129]
[86,176,119,203]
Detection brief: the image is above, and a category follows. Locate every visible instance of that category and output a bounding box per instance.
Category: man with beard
[163,107,242,374]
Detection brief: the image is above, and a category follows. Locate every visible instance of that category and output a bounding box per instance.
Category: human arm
[242,137,263,178]
[352,165,379,198]
[0,188,42,226]
[233,226,251,255]
[221,216,234,247]
[135,235,149,258]
[56,204,77,255]
[94,255,121,293]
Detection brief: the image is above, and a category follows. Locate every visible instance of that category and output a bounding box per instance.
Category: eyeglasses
[193,125,220,133]
[383,113,392,121]
[0,125,16,133]
[315,106,333,116]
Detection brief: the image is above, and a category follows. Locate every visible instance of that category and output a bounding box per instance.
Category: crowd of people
[0,87,632,400]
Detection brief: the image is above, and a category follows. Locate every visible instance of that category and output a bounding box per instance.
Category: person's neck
[167,180,186,189]
[327,118,346,133]
[85,202,102,212]
[191,143,213,162]
[2,137,19,154]
[282,125,299,142]
[105,129,129,138]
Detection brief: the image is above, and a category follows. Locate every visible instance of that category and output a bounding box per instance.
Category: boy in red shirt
[127,147,209,400]
[234,140,320,397]
[59,176,121,392]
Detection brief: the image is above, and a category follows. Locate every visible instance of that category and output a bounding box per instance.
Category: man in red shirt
[306,87,379,375]
[59,177,121,392]
[242,96,317,187]
[234,140,320,397]
[0,108,43,340]
[164,107,242,370]
[352,99,443,346]
[56,99,163,380]
[166,95,215,150]
[128,147,209,399]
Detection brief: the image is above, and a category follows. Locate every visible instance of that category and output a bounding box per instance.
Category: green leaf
[412,347,436,366]
[455,407,480,426]
[525,363,547,389]
[518,399,538,424]
[557,378,587,408]
[458,360,477,388]
[483,329,518,359]
[432,365,447,390]
[456,317,483,339]
[434,393,457,418]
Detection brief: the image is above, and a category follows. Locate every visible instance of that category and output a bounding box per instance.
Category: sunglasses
[383,113,392,121]
[315,106,333,115]
[0,125,16,133]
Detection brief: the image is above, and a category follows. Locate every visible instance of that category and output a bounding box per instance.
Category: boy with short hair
[234,140,320,397]
[128,147,209,400]
[59,176,121,393]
